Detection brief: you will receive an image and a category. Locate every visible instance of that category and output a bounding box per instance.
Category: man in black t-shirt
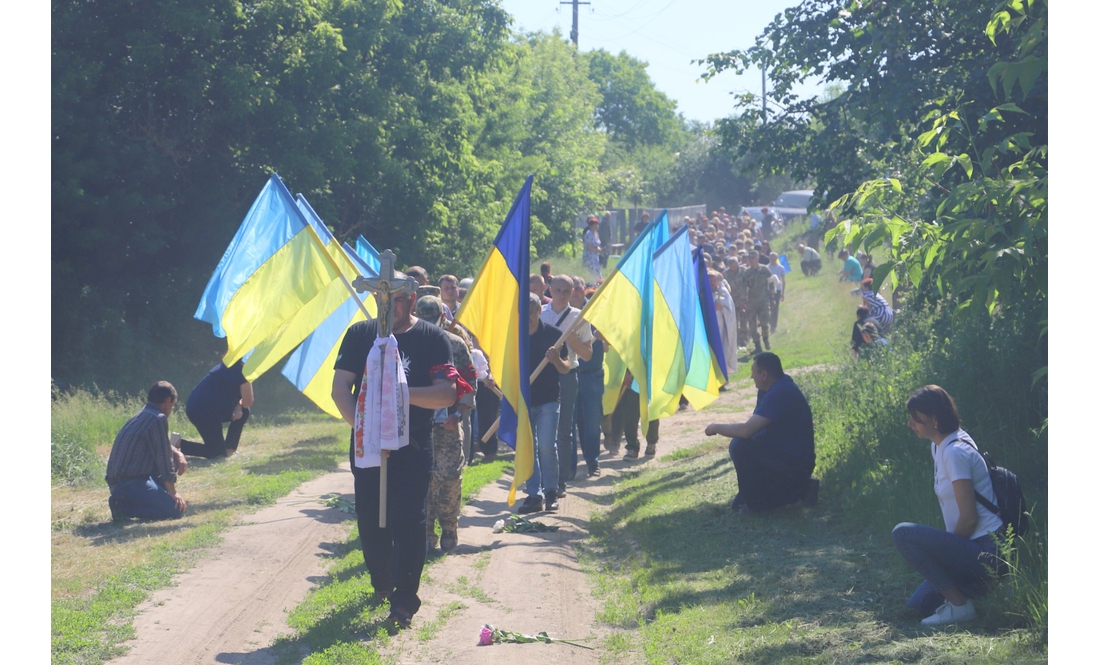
[179,360,254,458]
[331,287,457,629]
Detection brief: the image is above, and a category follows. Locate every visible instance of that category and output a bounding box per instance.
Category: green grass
[581,452,1046,664]
[271,457,512,663]
[51,386,147,484]
[51,418,350,663]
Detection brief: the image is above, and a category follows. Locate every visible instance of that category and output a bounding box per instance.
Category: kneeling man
[704,352,818,513]
[105,381,189,521]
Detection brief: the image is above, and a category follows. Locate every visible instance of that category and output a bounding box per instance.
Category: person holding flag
[331,278,466,629]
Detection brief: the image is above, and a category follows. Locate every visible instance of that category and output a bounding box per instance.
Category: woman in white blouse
[892,385,1003,626]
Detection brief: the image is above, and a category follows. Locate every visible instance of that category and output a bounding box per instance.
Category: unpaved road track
[108,382,759,664]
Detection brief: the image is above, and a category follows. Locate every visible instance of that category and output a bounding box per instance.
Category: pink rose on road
[479,625,493,646]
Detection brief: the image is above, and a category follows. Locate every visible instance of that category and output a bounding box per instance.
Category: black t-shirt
[334,318,454,445]
[186,361,247,421]
[529,321,567,406]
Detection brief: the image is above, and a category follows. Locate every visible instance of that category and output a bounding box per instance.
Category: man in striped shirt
[105,381,189,521]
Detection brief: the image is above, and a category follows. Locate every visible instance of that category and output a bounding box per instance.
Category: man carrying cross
[331,253,466,629]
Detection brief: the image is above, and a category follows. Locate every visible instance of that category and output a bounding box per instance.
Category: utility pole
[560,0,591,48]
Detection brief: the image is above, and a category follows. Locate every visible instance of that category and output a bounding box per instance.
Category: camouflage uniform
[743,263,772,352]
[724,265,749,347]
[426,328,476,552]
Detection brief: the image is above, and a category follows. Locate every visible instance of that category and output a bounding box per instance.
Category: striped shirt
[105,404,177,487]
[862,290,894,333]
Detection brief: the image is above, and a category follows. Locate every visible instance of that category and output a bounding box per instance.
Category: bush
[51,384,144,485]
[801,300,1047,633]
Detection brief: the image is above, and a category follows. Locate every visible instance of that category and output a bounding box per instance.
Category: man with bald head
[541,274,595,490]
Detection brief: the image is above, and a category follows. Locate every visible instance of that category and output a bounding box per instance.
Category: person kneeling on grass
[892,385,1004,626]
[105,381,189,521]
[703,352,818,514]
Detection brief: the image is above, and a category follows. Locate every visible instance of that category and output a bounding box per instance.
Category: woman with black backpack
[892,385,1004,626]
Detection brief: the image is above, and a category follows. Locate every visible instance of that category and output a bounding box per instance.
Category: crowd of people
[105,206,1002,632]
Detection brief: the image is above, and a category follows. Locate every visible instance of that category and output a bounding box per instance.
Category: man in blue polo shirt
[704,352,819,513]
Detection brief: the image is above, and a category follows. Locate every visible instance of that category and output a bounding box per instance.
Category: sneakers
[644,444,656,456]
[517,494,543,514]
[440,531,458,552]
[764,339,772,350]
[624,449,639,460]
[588,463,601,477]
[544,490,559,512]
[921,600,976,626]
[803,478,820,507]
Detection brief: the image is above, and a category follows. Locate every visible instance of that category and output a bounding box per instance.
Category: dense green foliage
[53,0,763,392]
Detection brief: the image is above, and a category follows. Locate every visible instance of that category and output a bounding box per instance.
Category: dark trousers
[611,388,659,452]
[575,371,604,467]
[109,476,183,520]
[180,406,250,458]
[475,382,500,457]
[728,436,813,511]
[352,445,433,615]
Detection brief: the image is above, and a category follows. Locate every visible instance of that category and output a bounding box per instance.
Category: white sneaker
[921,600,976,626]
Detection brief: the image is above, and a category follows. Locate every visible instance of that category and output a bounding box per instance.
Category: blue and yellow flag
[680,247,727,409]
[582,211,669,426]
[355,235,382,275]
[194,174,345,366]
[649,225,696,418]
[454,176,533,506]
[281,244,379,418]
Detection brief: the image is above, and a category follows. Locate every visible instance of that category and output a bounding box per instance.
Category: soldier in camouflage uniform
[723,255,749,350]
[743,250,772,354]
[415,296,477,553]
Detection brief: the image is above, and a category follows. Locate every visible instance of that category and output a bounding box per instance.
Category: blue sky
[499,0,823,124]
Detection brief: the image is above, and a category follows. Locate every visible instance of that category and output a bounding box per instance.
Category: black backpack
[958,438,1030,539]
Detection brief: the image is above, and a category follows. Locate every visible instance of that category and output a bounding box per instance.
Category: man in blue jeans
[704,352,818,513]
[518,293,571,514]
[105,381,189,521]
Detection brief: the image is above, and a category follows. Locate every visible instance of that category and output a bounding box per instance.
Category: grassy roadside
[268,458,512,665]
[581,448,1044,664]
[51,409,349,664]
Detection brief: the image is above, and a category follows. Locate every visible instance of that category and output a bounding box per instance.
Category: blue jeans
[575,371,604,467]
[109,476,183,520]
[525,401,560,496]
[892,522,1000,614]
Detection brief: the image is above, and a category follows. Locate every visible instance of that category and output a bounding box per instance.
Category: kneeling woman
[892,385,1003,626]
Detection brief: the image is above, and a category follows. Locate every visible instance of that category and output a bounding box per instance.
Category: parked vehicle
[739,189,816,224]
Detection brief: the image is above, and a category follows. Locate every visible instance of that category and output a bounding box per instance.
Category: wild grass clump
[801,300,1047,636]
[51,384,145,485]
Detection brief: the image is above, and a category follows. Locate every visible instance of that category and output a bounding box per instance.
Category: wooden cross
[352,249,418,528]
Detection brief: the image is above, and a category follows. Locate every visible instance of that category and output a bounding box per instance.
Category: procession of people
[104,200,987,634]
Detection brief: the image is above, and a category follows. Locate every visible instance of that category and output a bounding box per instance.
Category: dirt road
[107,382,758,664]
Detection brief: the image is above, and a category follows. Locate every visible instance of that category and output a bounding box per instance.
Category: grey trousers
[556,370,578,491]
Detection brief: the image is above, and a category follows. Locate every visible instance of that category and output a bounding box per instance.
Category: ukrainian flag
[649,226,696,418]
[242,238,376,381]
[194,174,346,366]
[454,176,533,506]
[355,235,382,275]
[582,211,669,426]
[281,243,379,418]
[680,247,727,409]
